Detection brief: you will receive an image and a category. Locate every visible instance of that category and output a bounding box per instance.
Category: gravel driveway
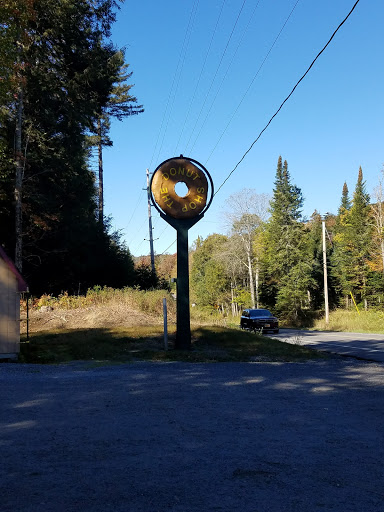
[1,359,384,512]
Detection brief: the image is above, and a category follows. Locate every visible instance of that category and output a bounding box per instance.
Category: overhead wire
[160,239,177,255]
[205,0,300,164]
[149,0,200,170]
[214,0,361,197]
[173,0,227,155]
[188,0,262,156]
[183,0,248,155]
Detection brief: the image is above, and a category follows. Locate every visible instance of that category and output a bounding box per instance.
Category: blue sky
[101,0,383,257]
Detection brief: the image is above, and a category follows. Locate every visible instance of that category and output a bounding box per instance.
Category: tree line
[0,0,145,295]
[190,156,384,322]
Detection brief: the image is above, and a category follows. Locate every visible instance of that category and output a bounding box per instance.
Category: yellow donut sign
[151,157,209,219]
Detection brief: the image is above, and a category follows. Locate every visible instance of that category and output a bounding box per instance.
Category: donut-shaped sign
[151,157,209,219]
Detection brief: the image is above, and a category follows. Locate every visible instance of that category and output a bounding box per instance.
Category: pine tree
[0,0,138,293]
[331,168,373,306]
[263,156,313,320]
[339,182,351,212]
[347,167,372,302]
[265,156,304,277]
[88,50,144,224]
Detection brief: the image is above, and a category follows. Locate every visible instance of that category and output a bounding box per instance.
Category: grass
[19,325,328,364]
[312,309,384,334]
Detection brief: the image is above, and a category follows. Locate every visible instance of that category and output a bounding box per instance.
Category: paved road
[271,329,384,362]
[1,360,384,512]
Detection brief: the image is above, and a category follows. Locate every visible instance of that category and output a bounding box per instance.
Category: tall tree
[331,167,372,306]
[371,169,384,282]
[190,234,229,309]
[347,167,372,303]
[263,156,311,319]
[88,50,144,224]
[0,0,139,293]
[224,189,269,308]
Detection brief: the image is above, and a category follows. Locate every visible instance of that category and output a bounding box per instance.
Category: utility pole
[146,169,155,274]
[322,220,329,324]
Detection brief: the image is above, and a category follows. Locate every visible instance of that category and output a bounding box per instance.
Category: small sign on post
[150,155,214,350]
[163,297,168,351]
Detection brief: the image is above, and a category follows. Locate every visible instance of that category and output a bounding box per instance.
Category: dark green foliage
[134,263,170,291]
[262,156,310,319]
[0,0,139,294]
[331,168,373,303]
[191,234,229,307]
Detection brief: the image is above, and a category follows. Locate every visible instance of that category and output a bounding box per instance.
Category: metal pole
[322,220,329,324]
[163,298,168,351]
[146,169,155,274]
[175,225,191,350]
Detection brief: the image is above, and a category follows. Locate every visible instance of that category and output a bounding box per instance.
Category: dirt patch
[21,304,164,333]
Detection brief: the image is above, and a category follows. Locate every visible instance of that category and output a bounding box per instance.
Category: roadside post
[150,156,214,350]
[163,297,168,351]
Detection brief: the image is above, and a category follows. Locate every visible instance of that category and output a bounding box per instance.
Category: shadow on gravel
[1,359,383,511]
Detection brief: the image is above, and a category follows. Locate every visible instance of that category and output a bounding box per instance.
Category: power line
[214,0,361,197]
[188,0,262,155]
[205,0,300,163]
[149,0,200,169]
[184,0,247,154]
[173,0,227,155]
[160,239,177,255]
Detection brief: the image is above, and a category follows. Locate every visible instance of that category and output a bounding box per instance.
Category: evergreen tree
[266,157,304,276]
[263,156,312,320]
[339,181,351,212]
[331,168,373,305]
[0,0,138,293]
[347,167,372,302]
[88,50,144,224]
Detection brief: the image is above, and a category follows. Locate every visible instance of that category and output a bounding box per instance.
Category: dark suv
[240,309,279,333]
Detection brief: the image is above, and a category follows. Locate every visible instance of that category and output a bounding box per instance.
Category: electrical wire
[148,0,199,170]
[160,239,177,255]
[205,0,300,163]
[188,0,262,156]
[184,0,248,154]
[173,0,227,154]
[214,0,361,197]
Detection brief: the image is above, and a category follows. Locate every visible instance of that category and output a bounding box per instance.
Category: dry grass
[20,325,326,364]
[313,309,384,334]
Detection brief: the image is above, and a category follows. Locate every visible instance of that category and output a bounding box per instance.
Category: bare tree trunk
[247,251,256,308]
[231,282,236,316]
[97,117,103,225]
[255,258,260,309]
[14,89,23,272]
[381,239,384,281]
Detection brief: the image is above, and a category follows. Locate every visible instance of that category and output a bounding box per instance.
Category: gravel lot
[1,359,384,512]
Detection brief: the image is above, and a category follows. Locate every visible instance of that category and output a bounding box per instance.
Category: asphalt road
[1,359,384,512]
[270,329,384,363]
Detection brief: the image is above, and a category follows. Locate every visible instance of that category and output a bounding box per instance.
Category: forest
[0,0,145,295]
[188,156,384,322]
[1,1,384,324]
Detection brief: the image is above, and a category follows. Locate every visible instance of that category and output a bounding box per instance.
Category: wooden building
[0,246,28,360]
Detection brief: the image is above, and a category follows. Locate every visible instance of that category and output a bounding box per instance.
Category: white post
[163,298,168,351]
[322,220,329,324]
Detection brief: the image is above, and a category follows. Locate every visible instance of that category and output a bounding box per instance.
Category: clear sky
[101,0,384,257]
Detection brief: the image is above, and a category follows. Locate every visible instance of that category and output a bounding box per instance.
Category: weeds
[313,309,384,334]
[20,325,327,364]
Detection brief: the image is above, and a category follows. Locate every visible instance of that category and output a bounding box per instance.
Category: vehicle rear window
[249,310,272,317]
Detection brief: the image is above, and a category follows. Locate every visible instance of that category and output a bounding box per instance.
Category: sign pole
[149,156,214,351]
[176,225,191,349]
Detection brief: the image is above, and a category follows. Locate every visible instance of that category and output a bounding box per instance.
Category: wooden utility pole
[322,220,329,324]
[146,169,155,273]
